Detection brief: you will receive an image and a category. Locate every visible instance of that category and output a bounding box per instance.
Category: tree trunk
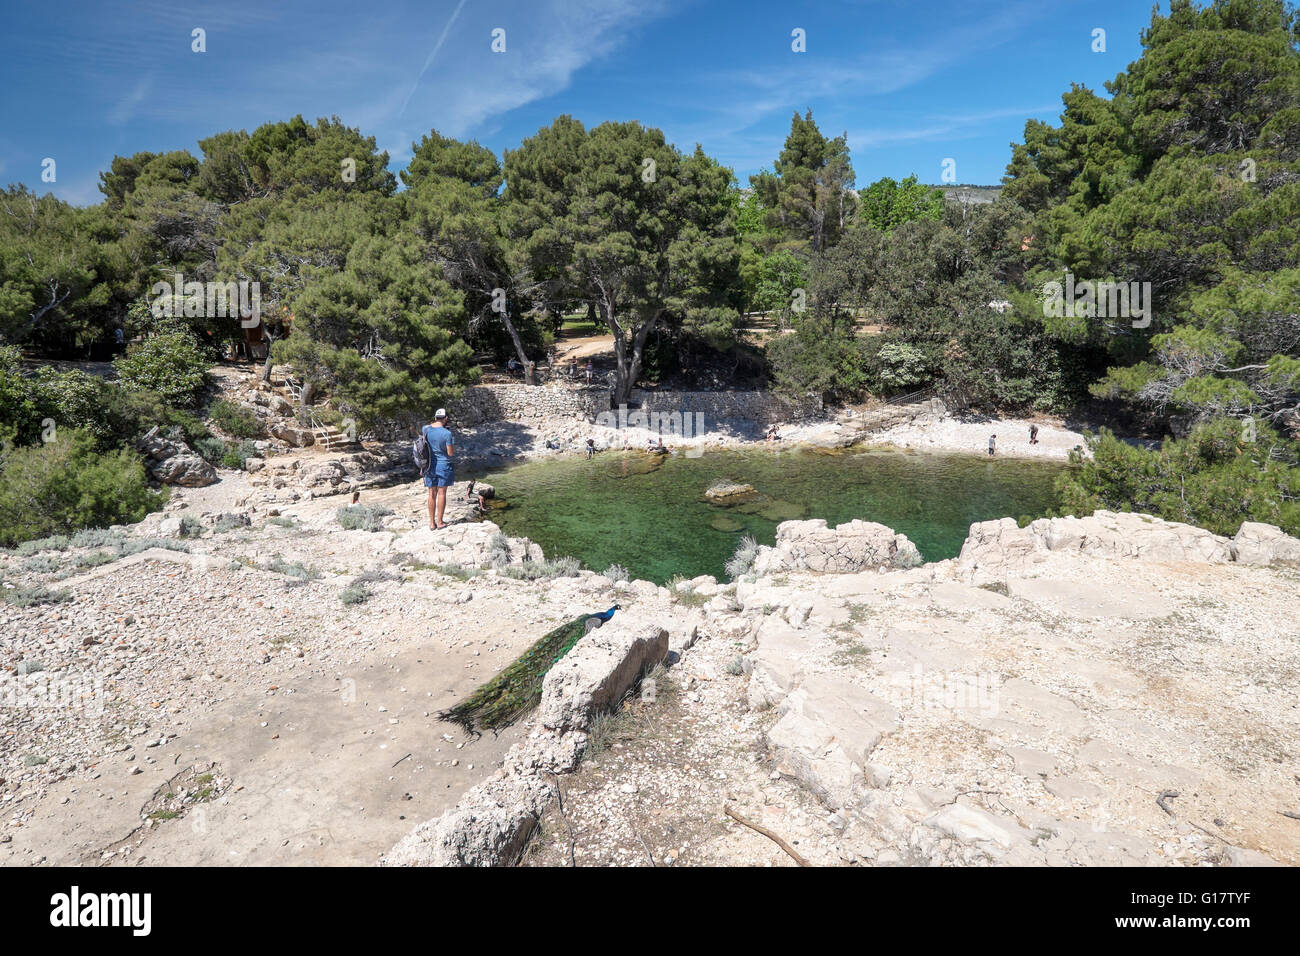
[260,330,276,383]
[298,381,316,425]
[601,301,659,405]
[499,308,538,385]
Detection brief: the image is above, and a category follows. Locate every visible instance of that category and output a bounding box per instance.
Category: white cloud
[394,0,674,138]
[108,76,153,126]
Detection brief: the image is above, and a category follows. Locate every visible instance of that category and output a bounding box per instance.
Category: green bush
[208,399,263,438]
[1055,420,1300,538]
[14,535,70,555]
[874,341,932,393]
[113,332,211,408]
[0,429,164,548]
[222,440,258,470]
[1,351,212,453]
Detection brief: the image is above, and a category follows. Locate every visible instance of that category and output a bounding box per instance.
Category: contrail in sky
[399,0,471,117]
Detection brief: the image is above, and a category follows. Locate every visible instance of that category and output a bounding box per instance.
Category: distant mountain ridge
[932,184,1002,204]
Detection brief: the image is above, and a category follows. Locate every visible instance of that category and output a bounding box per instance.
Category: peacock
[439,605,621,734]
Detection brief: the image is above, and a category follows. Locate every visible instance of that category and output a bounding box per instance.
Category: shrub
[724,534,760,580]
[14,535,70,555]
[336,504,393,532]
[1055,420,1300,537]
[266,556,320,580]
[339,581,370,605]
[874,341,932,393]
[212,514,249,534]
[603,563,630,582]
[113,332,211,408]
[499,556,581,580]
[0,430,164,548]
[0,584,71,607]
[69,528,126,549]
[208,399,263,438]
[193,436,227,463]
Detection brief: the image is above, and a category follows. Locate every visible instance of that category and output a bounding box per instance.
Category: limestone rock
[767,674,899,809]
[149,453,218,487]
[538,621,668,734]
[703,479,756,503]
[1232,522,1300,566]
[383,772,552,867]
[754,518,922,574]
[269,422,314,447]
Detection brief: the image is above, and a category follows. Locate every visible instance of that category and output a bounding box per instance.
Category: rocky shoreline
[4,495,1297,867]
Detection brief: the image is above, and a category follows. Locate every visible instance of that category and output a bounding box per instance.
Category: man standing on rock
[424,409,455,530]
[988,434,997,456]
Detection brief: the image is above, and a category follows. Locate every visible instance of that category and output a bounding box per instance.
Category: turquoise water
[482,445,1064,584]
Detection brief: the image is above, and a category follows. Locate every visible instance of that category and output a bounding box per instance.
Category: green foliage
[265,555,321,580]
[506,117,741,401]
[1055,420,1300,536]
[874,341,932,392]
[859,175,946,232]
[207,399,262,438]
[270,210,477,426]
[766,312,872,402]
[0,187,105,350]
[0,429,163,548]
[750,110,856,252]
[113,331,211,407]
[339,581,370,605]
[1002,0,1300,429]
[498,556,582,580]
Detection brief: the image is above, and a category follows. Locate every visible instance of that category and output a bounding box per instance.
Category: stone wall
[628,388,822,425]
[448,383,606,426]
[448,383,821,428]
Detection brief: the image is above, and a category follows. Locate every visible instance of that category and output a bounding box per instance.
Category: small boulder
[704,479,757,504]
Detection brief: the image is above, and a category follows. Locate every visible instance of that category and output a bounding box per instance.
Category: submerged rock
[754,499,808,522]
[704,479,757,504]
[605,452,666,478]
[710,515,744,532]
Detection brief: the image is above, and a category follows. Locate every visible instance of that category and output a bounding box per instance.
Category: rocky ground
[9,368,1290,867]
[4,486,1298,866]
[512,514,1300,867]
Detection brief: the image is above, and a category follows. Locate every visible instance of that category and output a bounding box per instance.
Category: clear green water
[482,445,1064,584]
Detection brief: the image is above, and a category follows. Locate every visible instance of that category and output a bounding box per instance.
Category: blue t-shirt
[423,425,454,475]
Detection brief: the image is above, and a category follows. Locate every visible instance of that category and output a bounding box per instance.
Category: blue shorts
[424,470,454,488]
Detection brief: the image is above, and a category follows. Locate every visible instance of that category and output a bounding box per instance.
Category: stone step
[310,426,359,450]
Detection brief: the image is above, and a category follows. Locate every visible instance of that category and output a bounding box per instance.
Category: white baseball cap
[434,408,447,420]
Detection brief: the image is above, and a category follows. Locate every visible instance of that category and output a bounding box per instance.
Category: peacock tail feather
[438,612,604,734]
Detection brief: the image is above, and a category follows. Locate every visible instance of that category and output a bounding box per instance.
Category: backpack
[413,429,431,475]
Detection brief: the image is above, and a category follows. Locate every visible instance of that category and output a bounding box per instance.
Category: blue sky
[0,0,1159,206]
